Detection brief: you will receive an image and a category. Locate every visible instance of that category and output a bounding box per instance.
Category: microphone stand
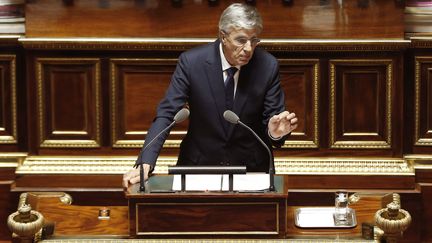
[237,120,275,192]
[136,120,176,192]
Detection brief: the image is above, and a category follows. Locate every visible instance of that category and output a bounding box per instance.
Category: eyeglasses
[225,34,261,47]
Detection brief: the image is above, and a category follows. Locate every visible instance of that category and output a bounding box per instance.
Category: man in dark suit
[123,3,298,188]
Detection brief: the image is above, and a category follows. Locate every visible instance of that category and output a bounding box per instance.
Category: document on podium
[172,173,270,191]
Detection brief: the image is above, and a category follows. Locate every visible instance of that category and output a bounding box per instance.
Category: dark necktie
[225,67,238,111]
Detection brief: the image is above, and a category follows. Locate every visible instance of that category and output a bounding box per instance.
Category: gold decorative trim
[411,37,432,48]
[275,158,412,175]
[110,58,184,148]
[15,156,412,176]
[329,60,392,149]
[15,156,139,175]
[36,58,102,148]
[135,202,279,236]
[0,55,18,144]
[0,152,27,166]
[414,57,432,146]
[279,59,319,148]
[405,154,432,170]
[19,37,410,52]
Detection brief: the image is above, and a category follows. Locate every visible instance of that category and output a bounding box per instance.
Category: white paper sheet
[172,174,223,191]
[172,173,270,191]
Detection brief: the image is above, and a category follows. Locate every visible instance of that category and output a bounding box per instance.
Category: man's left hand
[268,111,298,139]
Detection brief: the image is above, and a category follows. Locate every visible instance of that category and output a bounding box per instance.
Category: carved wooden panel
[329,59,393,149]
[0,55,17,144]
[279,59,319,148]
[36,58,101,148]
[414,57,432,147]
[110,58,187,148]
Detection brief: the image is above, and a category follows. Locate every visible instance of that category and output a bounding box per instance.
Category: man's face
[221,28,260,66]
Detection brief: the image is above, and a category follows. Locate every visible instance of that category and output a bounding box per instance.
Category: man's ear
[220,31,226,43]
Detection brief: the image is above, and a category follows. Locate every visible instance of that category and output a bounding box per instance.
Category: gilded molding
[414,57,432,146]
[36,58,102,148]
[0,55,18,144]
[110,58,184,148]
[279,59,319,149]
[329,59,392,149]
[275,158,412,175]
[405,154,432,170]
[410,37,432,48]
[0,152,27,166]
[15,156,412,176]
[15,156,140,175]
[19,37,410,52]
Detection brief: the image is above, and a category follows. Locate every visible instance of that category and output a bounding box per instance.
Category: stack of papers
[172,173,270,191]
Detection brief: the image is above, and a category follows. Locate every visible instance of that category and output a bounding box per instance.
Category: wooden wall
[1,0,432,242]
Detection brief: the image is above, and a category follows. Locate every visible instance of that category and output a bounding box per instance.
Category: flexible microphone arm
[136,108,190,192]
[223,110,275,192]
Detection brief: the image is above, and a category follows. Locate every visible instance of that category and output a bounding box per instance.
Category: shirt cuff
[268,130,282,141]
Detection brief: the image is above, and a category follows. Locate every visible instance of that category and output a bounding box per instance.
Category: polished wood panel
[36,58,101,148]
[110,58,187,148]
[419,183,432,241]
[279,59,319,148]
[126,179,287,238]
[285,175,415,190]
[25,0,404,39]
[329,59,393,149]
[0,182,15,242]
[25,192,128,236]
[414,57,432,147]
[136,202,278,234]
[13,174,122,189]
[0,55,17,144]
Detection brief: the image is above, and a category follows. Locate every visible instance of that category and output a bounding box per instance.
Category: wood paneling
[36,58,101,148]
[136,202,278,234]
[329,59,393,149]
[285,175,415,190]
[419,183,432,241]
[24,192,128,236]
[0,55,17,144]
[110,58,187,148]
[279,59,319,148]
[25,0,404,39]
[414,57,432,147]
[0,182,14,242]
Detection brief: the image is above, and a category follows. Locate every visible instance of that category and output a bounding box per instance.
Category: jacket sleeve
[135,52,191,167]
[261,58,289,148]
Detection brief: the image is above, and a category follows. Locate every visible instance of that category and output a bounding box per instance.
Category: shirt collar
[219,42,241,72]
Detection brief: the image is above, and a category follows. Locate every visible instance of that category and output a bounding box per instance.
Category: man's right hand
[122,163,151,189]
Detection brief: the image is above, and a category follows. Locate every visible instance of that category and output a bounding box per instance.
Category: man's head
[219,3,262,66]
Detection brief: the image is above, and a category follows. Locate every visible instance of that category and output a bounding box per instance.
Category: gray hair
[218,3,263,35]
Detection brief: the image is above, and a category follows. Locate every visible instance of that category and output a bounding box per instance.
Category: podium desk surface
[125,174,287,199]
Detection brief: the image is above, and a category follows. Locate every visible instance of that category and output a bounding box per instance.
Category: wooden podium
[125,175,287,238]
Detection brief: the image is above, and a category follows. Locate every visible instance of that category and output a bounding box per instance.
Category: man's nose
[242,41,252,52]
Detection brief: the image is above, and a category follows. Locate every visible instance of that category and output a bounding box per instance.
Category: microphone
[223,110,276,192]
[136,108,190,192]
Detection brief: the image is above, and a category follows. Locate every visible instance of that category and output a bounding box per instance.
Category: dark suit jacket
[137,39,286,172]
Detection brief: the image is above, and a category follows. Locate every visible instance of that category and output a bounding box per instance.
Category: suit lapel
[205,41,230,134]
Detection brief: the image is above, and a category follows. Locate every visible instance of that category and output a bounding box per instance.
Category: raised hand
[268,111,298,139]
